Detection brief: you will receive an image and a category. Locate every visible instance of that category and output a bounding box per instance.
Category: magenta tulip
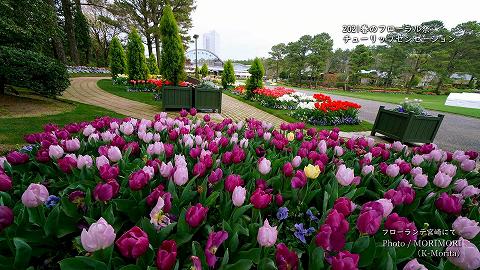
[115,226,149,259]
[435,192,462,215]
[99,164,119,180]
[250,188,272,209]
[205,231,228,267]
[93,179,119,202]
[275,243,299,270]
[225,174,244,192]
[0,173,12,191]
[129,170,149,191]
[186,203,208,228]
[156,240,177,270]
[384,213,418,243]
[0,206,14,232]
[315,224,346,252]
[331,251,360,270]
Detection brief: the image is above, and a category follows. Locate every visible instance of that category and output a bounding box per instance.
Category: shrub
[200,63,209,78]
[245,58,264,99]
[221,60,235,89]
[147,54,160,75]
[109,36,127,78]
[126,29,149,81]
[0,46,69,96]
[159,5,186,85]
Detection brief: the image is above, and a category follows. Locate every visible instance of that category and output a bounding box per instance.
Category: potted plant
[194,81,222,112]
[159,5,192,110]
[371,98,444,144]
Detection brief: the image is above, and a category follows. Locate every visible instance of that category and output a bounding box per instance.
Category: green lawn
[223,91,373,132]
[0,102,125,154]
[97,79,161,108]
[292,86,480,118]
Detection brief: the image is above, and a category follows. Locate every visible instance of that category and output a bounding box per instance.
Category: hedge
[0,46,70,97]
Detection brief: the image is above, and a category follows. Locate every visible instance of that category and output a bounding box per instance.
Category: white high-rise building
[202,30,220,56]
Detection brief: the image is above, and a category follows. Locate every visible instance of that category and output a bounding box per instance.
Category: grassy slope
[0,102,125,152]
[223,91,373,132]
[293,86,480,118]
[97,79,161,108]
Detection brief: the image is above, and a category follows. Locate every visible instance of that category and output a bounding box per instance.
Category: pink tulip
[386,164,400,177]
[454,179,468,192]
[461,159,476,172]
[461,185,480,198]
[433,171,452,188]
[81,217,116,252]
[48,145,64,159]
[453,216,480,239]
[411,155,424,166]
[83,124,96,136]
[160,161,174,178]
[65,138,80,152]
[361,165,374,175]
[410,167,422,178]
[173,166,189,186]
[95,155,109,169]
[107,146,122,162]
[77,155,93,169]
[336,165,354,186]
[413,174,428,188]
[21,183,49,207]
[403,259,427,270]
[258,158,271,175]
[376,198,393,217]
[292,156,301,168]
[232,186,246,207]
[257,219,278,247]
[446,238,480,270]
[439,162,457,177]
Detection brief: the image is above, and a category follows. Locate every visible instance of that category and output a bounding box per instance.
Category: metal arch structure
[186,49,224,68]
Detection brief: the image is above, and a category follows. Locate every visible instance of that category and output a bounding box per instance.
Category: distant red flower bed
[314,100,362,113]
[254,87,295,98]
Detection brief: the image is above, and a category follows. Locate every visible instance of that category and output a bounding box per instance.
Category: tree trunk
[46,0,66,63]
[61,0,79,65]
[154,35,161,68]
[435,78,443,95]
[146,34,153,56]
[0,76,5,95]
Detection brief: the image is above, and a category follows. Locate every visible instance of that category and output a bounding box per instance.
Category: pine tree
[221,60,236,89]
[108,36,127,78]
[148,54,160,75]
[245,58,264,99]
[126,29,148,80]
[159,5,186,85]
[200,63,209,78]
[74,5,91,65]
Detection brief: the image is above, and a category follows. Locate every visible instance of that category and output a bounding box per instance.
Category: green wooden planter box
[371,106,444,144]
[193,86,222,113]
[161,85,193,110]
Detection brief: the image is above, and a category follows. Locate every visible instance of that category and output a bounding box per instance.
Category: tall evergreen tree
[159,5,185,85]
[109,36,127,78]
[126,29,148,80]
[200,63,209,78]
[221,60,236,89]
[148,54,160,75]
[245,58,264,99]
[74,5,91,65]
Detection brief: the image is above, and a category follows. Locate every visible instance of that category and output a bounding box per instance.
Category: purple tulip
[99,164,120,180]
[0,206,14,232]
[205,231,228,267]
[115,226,149,259]
[129,170,149,190]
[225,174,244,192]
[156,240,177,270]
[315,224,345,252]
[403,259,427,270]
[6,151,29,165]
[250,188,272,209]
[291,170,307,189]
[186,203,208,228]
[93,179,119,202]
[460,159,476,172]
[0,173,12,191]
[331,251,360,270]
[435,192,462,215]
[384,213,418,243]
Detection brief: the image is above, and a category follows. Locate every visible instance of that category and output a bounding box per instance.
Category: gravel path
[292,88,480,151]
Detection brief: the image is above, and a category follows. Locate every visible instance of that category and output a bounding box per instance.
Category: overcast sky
[187,0,479,60]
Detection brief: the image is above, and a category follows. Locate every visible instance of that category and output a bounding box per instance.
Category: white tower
[202,30,220,56]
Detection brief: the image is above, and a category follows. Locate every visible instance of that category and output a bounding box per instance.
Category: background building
[202,30,220,56]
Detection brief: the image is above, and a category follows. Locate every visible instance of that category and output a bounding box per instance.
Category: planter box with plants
[193,81,222,112]
[371,98,444,144]
[161,85,193,110]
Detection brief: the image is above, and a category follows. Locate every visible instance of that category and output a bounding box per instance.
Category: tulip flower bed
[0,110,479,270]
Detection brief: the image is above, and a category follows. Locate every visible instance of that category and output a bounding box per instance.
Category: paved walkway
[63,77,284,126]
[290,88,480,151]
